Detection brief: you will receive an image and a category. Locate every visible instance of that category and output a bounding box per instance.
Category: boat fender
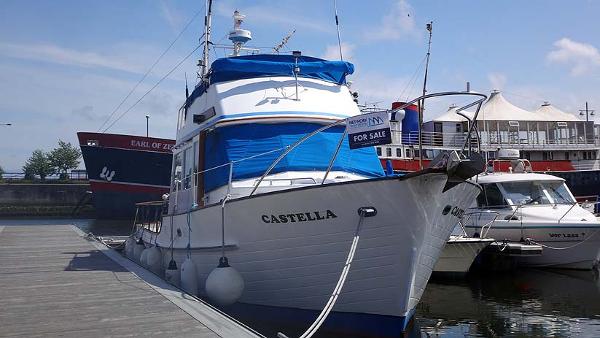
[133,238,146,263]
[140,247,150,268]
[146,246,163,275]
[180,257,199,295]
[205,257,244,307]
[165,259,180,286]
[124,236,135,259]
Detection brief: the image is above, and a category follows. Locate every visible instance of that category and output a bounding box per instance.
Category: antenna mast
[418,21,433,170]
[200,0,213,80]
[333,0,343,61]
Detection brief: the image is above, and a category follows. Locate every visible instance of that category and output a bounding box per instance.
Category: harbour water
[3,218,600,337]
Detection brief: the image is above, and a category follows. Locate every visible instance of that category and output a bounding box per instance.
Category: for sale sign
[347,111,392,149]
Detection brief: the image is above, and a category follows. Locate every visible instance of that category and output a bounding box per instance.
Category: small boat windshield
[499,180,575,206]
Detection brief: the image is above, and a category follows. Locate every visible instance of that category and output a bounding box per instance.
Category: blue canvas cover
[203,122,384,192]
[186,54,354,108]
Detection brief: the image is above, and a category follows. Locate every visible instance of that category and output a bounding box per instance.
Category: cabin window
[499,180,574,205]
[193,141,198,187]
[406,148,412,158]
[386,148,392,157]
[172,152,183,191]
[376,147,382,156]
[477,183,507,208]
[396,148,402,157]
[183,146,193,189]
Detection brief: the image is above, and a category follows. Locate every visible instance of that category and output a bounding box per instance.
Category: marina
[3,1,600,337]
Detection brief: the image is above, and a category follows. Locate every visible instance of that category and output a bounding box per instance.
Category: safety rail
[461,210,500,238]
[171,90,489,208]
[134,201,166,233]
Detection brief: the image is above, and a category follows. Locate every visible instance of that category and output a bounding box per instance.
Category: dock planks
[0,224,261,338]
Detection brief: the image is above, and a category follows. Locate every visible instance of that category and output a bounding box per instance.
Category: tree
[49,140,81,180]
[0,165,4,181]
[23,150,54,180]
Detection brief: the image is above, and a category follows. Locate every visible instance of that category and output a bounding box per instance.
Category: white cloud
[488,72,507,90]
[214,1,333,34]
[322,42,355,61]
[0,42,145,74]
[547,38,600,76]
[159,0,186,31]
[367,0,419,41]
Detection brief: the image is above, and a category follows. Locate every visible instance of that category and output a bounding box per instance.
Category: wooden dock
[0,224,262,337]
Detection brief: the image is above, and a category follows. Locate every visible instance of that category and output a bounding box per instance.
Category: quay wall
[0,183,94,217]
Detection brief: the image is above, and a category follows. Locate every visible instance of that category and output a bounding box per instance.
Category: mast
[418,21,433,170]
[200,0,213,80]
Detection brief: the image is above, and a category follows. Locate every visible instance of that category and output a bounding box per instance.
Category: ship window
[386,148,392,157]
[173,152,183,191]
[396,148,402,157]
[406,148,412,158]
[376,147,382,156]
[477,183,507,208]
[86,140,98,146]
[183,146,193,189]
[500,180,574,205]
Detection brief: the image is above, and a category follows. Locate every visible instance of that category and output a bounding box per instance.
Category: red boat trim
[77,132,175,154]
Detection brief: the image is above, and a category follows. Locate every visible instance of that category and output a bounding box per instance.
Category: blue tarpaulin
[203,122,384,192]
[186,54,354,108]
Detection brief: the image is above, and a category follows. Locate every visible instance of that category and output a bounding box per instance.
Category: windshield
[500,180,575,205]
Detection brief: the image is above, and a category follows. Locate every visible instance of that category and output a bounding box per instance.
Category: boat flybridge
[464,159,600,269]
[128,6,487,337]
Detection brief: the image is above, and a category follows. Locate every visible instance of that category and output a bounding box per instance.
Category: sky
[1,0,600,170]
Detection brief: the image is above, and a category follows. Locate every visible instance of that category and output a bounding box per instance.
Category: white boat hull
[467,222,600,269]
[140,172,480,335]
[433,236,494,274]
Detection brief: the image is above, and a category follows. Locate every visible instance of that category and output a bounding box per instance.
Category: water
[2,218,600,337]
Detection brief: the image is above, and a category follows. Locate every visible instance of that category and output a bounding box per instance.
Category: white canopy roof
[431,105,474,122]
[534,102,582,122]
[431,90,584,123]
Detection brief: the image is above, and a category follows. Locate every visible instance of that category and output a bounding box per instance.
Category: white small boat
[464,160,600,269]
[433,233,494,274]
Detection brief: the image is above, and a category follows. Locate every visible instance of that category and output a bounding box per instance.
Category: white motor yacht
[464,161,600,269]
[129,6,485,337]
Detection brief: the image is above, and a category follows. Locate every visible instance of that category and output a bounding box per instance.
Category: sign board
[347,111,392,149]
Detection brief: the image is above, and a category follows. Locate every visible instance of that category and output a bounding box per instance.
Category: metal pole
[419,22,433,170]
[201,0,213,80]
[145,115,149,137]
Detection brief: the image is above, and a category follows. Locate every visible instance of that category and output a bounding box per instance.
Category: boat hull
[433,237,494,274]
[142,172,480,336]
[77,132,174,219]
[466,223,600,269]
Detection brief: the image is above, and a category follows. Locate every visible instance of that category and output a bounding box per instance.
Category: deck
[0,224,262,337]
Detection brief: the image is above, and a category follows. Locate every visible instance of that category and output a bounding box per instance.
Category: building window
[386,148,392,157]
[376,147,382,156]
[396,148,402,158]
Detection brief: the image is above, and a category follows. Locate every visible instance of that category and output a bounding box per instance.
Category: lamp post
[579,102,595,122]
[145,115,149,137]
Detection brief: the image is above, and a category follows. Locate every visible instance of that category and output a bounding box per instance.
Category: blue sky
[1,0,600,170]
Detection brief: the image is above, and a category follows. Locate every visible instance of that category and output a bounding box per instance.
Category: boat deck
[0,224,262,337]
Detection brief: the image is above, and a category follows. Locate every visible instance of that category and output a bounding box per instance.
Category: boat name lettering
[130,140,174,150]
[549,232,584,238]
[261,210,337,223]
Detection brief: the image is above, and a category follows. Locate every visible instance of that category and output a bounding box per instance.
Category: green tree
[49,140,81,180]
[0,165,4,181]
[23,150,54,180]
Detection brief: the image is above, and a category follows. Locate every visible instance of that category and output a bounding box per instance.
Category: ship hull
[77,132,174,219]
[139,172,480,336]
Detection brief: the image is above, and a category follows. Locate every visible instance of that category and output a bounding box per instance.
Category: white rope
[278,212,367,338]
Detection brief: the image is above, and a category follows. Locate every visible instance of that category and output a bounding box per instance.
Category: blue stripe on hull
[224,303,412,338]
[81,146,172,186]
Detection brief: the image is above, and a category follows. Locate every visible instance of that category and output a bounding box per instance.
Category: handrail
[463,210,500,238]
